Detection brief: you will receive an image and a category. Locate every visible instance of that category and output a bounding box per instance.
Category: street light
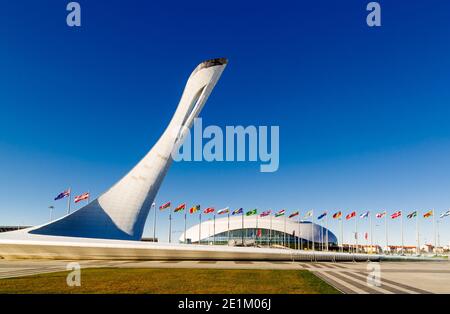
[48,205,55,221]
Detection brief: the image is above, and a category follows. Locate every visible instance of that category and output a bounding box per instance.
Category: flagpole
[370,213,373,253]
[437,219,441,248]
[433,209,437,254]
[199,213,202,245]
[322,222,324,251]
[168,206,172,243]
[184,211,187,244]
[294,222,297,251]
[385,213,388,254]
[401,211,404,255]
[241,212,244,246]
[320,223,323,251]
[276,216,279,246]
[416,212,420,254]
[283,215,286,247]
[269,214,272,247]
[340,217,343,253]
[326,214,329,251]
[227,212,230,245]
[153,202,157,242]
[67,187,71,215]
[255,214,258,245]
[213,214,216,245]
[312,210,315,252]
[355,215,358,253]
[208,219,211,244]
[298,214,301,251]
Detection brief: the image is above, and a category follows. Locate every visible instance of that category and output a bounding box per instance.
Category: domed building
[179,215,338,249]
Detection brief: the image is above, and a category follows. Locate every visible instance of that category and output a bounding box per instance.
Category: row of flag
[53,191,450,221]
[158,202,450,220]
[54,189,90,204]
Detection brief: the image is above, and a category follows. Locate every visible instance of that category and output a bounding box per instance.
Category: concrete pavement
[0,259,448,294]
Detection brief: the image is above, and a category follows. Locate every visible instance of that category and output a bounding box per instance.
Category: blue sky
[0,0,450,247]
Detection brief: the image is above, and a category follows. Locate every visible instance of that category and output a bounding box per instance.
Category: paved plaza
[0,259,448,294]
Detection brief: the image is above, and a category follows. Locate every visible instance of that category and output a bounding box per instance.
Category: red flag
[391,211,402,219]
[174,203,186,212]
[159,202,170,210]
[204,207,215,214]
[365,232,368,240]
[74,192,89,203]
[257,229,262,238]
[346,211,356,220]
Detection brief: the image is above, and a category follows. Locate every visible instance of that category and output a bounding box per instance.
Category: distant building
[359,245,382,254]
[421,244,434,253]
[384,245,419,254]
[341,244,382,254]
[141,237,158,242]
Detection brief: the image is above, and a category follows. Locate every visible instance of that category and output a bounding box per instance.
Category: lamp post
[48,206,54,221]
[151,202,156,242]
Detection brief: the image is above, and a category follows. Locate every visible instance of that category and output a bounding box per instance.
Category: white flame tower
[29,58,228,240]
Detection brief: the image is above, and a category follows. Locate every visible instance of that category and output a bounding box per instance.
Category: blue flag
[232,208,243,215]
[54,189,70,201]
[317,212,327,220]
[360,211,370,219]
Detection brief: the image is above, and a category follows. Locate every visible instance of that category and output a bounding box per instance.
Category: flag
[364,232,368,240]
[360,211,369,219]
[246,209,257,216]
[54,189,70,201]
[204,207,215,214]
[275,209,285,217]
[333,211,342,219]
[317,212,327,220]
[174,203,186,212]
[260,210,271,217]
[257,229,262,237]
[189,205,200,214]
[217,207,229,215]
[232,208,243,215]
[74,192,89,203]
[304,210,313,218]
[159,202,170,210]
[288,211,299,219]
[423,210,433,218]
[440,210,450,219]
[391,211,402,219]
[346,211,356,220]
[407,211,417,219]
[376,211,386,218]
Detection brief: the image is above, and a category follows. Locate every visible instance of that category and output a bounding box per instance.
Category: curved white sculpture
[29,58,228,240]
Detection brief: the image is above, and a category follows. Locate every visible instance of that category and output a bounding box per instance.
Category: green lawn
[0,268,340,294]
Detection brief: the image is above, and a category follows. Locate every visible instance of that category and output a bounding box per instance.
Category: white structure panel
[181,215,337,243]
